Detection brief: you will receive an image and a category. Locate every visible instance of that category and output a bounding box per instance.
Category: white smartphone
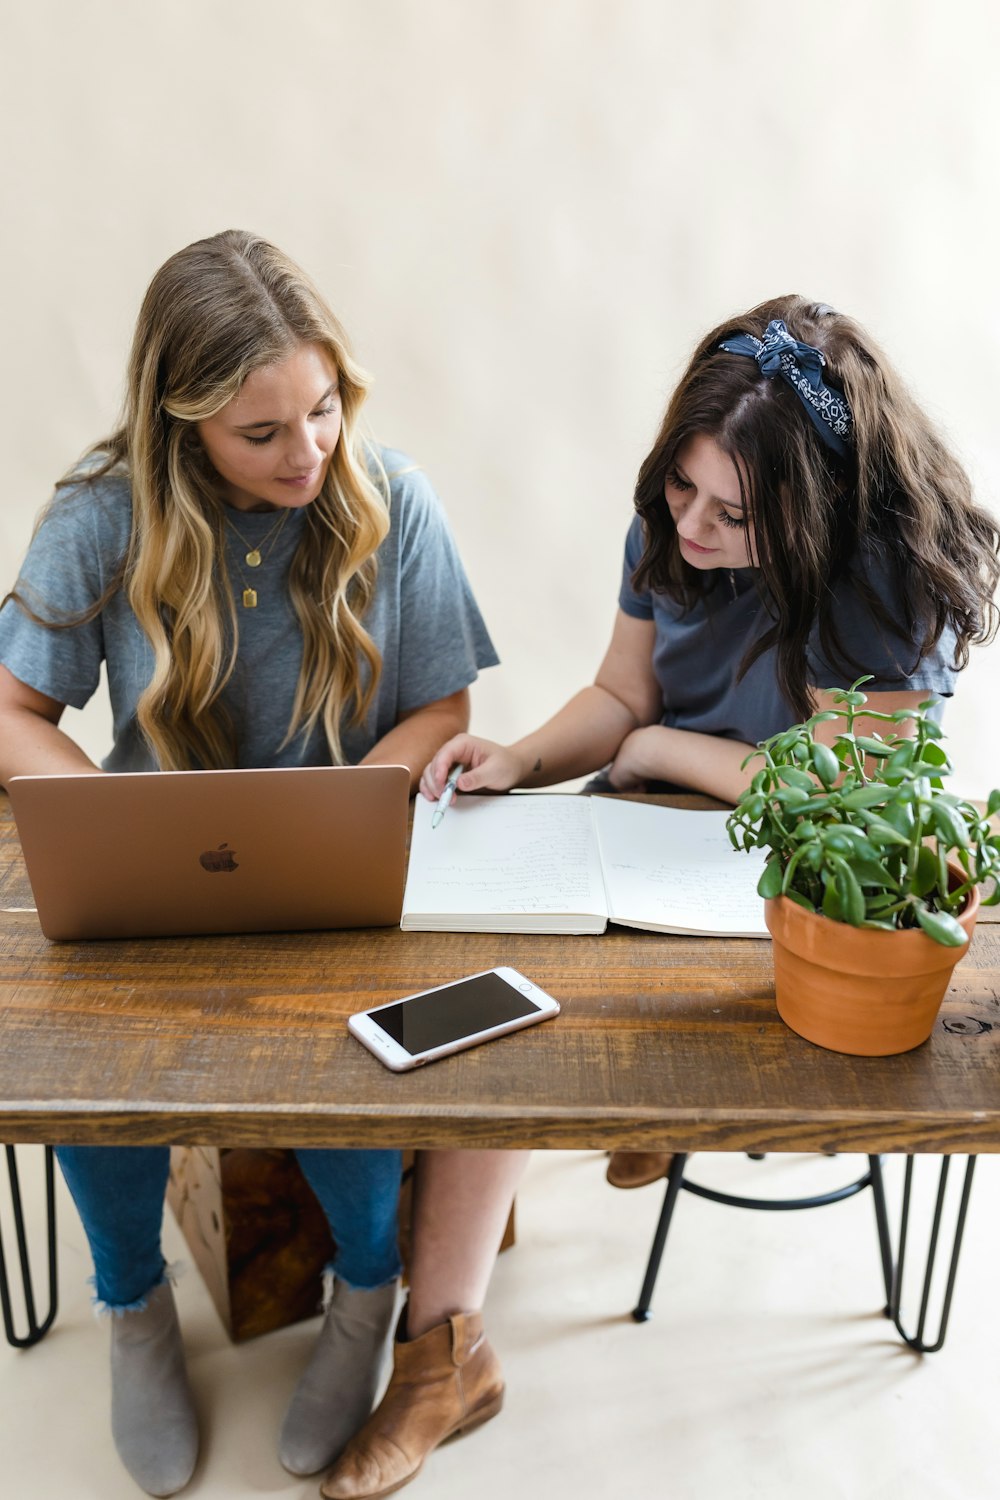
[348,966,560,1071]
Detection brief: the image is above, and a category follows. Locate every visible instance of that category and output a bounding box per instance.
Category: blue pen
[431,763,465,829]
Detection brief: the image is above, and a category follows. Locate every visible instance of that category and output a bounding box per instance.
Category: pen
[431,763,465,829]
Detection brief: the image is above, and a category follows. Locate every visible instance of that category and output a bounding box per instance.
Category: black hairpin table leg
[875,1154,977,1354]
[1,1145,59,1348]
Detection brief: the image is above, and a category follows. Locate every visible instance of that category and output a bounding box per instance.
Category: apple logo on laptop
[199,843,239,873]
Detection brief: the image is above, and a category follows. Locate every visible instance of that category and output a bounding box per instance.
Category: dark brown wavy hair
[632,295,1000,721]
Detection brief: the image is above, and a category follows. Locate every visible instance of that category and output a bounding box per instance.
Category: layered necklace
[225,509,291,609]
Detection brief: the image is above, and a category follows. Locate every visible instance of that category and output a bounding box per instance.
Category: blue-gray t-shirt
[0,447,498,771]
[617,516,958,746]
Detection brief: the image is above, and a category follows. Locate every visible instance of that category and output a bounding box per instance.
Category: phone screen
[367,972,543,1056]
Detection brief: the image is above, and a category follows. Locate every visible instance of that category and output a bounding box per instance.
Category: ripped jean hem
[320,1261,402,1312]
[88,1259,184,1317]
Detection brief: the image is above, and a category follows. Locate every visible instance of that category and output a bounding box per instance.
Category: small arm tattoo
[532,758,542,773]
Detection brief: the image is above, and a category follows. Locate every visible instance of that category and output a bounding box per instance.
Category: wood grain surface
[2,793,998,1155]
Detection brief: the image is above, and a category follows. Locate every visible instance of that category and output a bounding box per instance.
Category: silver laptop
[7,764,411,940]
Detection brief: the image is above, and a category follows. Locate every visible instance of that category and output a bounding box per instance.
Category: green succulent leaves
[729,678,1000,946]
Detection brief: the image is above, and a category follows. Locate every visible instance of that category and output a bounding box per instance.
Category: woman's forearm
[0,707,101,787]
[509,685,641,788]
[421,612,661,800]
[361,691,471,793]
[609,724,756,805]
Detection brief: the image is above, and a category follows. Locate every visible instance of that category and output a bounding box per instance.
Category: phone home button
[518,982,533,993]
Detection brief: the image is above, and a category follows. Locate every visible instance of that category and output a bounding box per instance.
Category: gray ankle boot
[279,1276,399,1476]
[110,1280,199,1497]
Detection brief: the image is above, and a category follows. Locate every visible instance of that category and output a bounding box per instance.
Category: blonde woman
[0,231,523,1499]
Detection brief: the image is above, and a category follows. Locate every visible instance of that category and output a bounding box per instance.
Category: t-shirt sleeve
[0,486,121,708]
[392,466,499,713]
[806,549,959,697]
[618,515,654,620]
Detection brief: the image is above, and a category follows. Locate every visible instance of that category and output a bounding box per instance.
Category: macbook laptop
[7,764,411,941]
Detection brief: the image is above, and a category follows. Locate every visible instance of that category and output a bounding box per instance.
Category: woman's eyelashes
[667,471,747,530]
[241,400,339,447]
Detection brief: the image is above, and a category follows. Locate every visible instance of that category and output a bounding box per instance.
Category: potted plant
[726,679,1000,1055]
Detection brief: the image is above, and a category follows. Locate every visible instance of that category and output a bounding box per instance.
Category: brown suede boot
[606,1150,675,1188]
[320,1311,504,1500]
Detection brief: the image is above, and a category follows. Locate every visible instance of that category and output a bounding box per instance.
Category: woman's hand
[419,735,530,802]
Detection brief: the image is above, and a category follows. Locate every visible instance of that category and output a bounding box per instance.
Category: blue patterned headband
[719,319,853,457]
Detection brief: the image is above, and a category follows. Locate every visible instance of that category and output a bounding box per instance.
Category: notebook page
[591,798,769,937]
[401,794,608,931]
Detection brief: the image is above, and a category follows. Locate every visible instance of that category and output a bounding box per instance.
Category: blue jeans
[56,1145,403,1309]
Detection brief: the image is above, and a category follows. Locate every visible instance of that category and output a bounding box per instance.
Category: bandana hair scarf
[719,319,853,456]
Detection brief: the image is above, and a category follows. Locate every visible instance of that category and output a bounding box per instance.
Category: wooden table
[1,792,998,1154]
[2,791,998,1350]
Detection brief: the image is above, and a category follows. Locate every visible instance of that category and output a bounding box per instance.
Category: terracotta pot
[764,877,980,1056]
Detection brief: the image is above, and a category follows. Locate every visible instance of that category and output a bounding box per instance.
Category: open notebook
[401,793,769,936]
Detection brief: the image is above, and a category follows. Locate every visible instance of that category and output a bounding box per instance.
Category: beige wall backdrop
[3,1,998,794]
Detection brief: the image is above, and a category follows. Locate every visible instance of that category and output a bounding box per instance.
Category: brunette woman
[419,296,999,1198]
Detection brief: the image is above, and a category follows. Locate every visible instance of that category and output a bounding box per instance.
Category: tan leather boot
[320,1311,504,1500]
[606,1150,675,1188]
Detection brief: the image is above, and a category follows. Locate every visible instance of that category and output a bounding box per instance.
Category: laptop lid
[7,764,410,941]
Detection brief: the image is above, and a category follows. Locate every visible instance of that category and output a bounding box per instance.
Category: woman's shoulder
[813,537,958,689]
[836,536,911,614]
[376,446,439,508]
[42,464,133,554]
[2,466,133,666]
[373,444,455,543]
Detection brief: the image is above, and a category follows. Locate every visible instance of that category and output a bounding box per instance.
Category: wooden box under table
[167,1146,514,1343]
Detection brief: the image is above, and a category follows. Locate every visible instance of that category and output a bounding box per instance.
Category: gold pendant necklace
[226,508,289,569]
[225,509,291,608]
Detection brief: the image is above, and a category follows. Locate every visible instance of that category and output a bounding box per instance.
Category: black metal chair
[631,1152,977,1354]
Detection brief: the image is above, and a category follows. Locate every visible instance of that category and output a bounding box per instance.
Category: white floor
[2,1147,997,1500]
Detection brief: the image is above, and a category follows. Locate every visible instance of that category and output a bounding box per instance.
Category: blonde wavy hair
[43,230,391,769]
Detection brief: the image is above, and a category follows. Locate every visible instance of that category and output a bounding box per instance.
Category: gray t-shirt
[0,447,498,771]
[618,515,958,746]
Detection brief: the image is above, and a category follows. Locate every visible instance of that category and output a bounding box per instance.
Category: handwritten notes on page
[401,794,609,932]
[401,793,769,938]
[591,798,768,937]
